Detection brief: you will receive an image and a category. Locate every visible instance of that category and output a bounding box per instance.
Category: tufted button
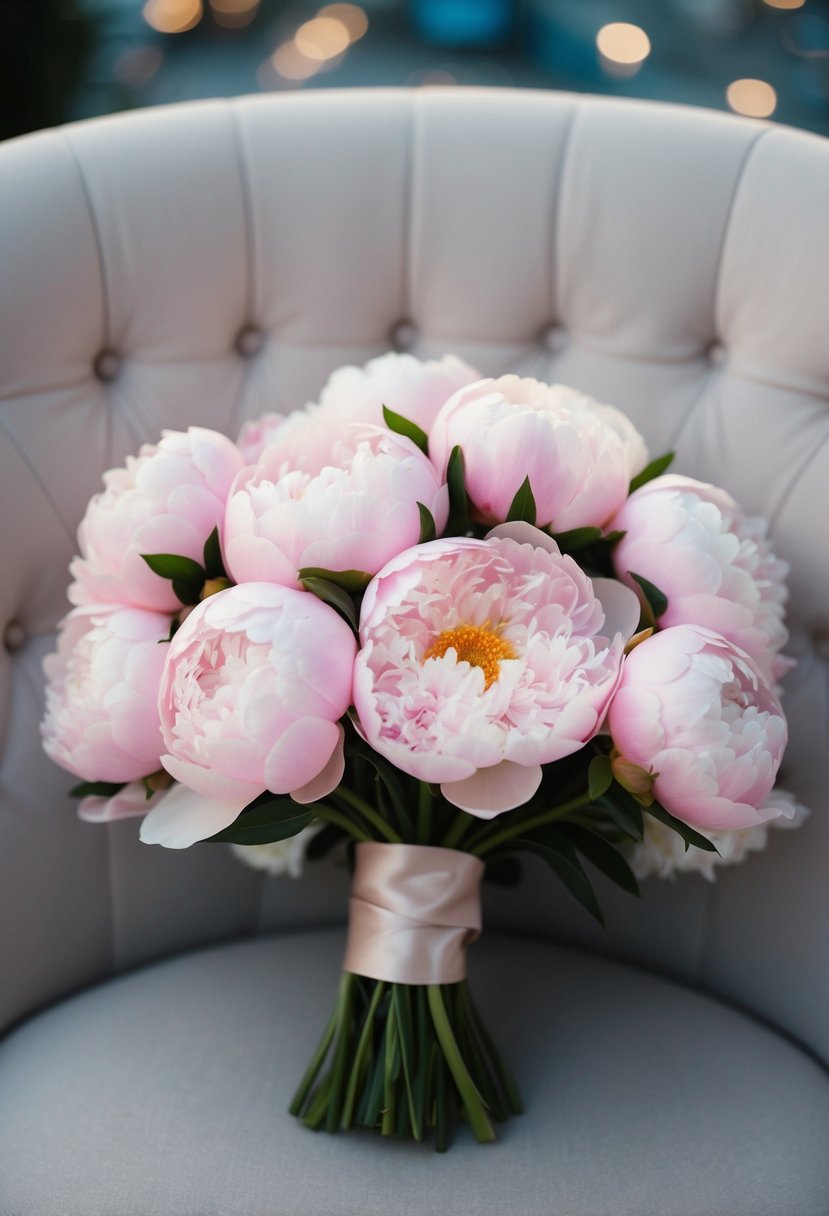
[814,631,829,661]
[707,341,727,367]
[389,319,418,353]
[3,620,26,652]
[539,323,566,353]
[93,350,121,382]
[236,325,264,358]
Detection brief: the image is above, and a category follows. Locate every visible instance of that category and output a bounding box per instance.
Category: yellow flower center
[422,623,516,689]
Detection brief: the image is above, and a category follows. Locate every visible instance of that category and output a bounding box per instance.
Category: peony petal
[160,753,263,804]
[291,724,345,804]
[139,782,250,848]
[485,521,562,555]
[78,782,163,823]
[441,760,543,819]
[263,717,342,795]
[591,577,641,643]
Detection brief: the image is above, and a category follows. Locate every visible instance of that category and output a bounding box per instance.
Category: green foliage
[417,503,437,544]
[299,576,359,632]
[69,780,126,799]
[382,405,429,454]
[506,476,537,526]
[444,445,469,537]
[630,572,669,621]
[205,798,314,845]
[629,451,675,494]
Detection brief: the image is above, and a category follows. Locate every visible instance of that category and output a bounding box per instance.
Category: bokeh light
[143,0,203,35]
[209,0,260,29]
[295,16,351,61]
[596,22,651,77]
[762,0,805,9]
[318,4,369,42]
[726,78,778,117]
[270,41,323,81]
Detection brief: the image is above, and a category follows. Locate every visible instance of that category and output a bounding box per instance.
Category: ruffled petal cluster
[70,427,244,613]
[225,424,449,587]
[41,605,169,783]
[610,475,791,686]
[429,376,649,531]
[140,583,355,848]
[608,625,787,831]
[354,526,640,817]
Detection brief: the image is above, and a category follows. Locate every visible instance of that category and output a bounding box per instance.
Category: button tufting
[235,325,264,357]
[539,323,566,353]
[3,621,26,652]
[93,350,120,382]
[708,342,726,367]
[390,320,418,352]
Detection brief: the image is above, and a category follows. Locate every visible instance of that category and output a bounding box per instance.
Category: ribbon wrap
[342,842,485,986]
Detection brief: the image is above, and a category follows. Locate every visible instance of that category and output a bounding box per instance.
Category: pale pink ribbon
[342,842,485,986]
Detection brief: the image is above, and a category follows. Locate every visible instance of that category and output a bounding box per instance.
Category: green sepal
[298,567,373,594]
[382,404,429,454]
[505,476,537,526]
[205,797,314,845]
[417,502,437,544]
[630,572,669,621]
[171,577,201,606]
[444,444,469,537]
[551,526,603,553]
[300,576,358,632]
[645,801,718,854]
[562,823,640,897]
[69,780,126,799]
[506,829,605,924]
[603,529,626,547]
[588,754,613,802]
[629,451,675,494]
[141,553,205,584]
[202,526,227,580]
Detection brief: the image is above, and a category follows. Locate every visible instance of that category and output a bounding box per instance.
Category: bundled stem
[291,974,521,1151]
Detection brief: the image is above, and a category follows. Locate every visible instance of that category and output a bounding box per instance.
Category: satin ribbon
[342,842,484,986]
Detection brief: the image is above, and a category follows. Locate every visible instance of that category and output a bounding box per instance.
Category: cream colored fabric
[0,91,827,1059]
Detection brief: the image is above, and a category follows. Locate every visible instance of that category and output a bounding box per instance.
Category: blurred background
[2,0,828,143]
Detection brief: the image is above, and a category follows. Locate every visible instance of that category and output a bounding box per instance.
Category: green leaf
[630,572,669,621]
[300,576,358,632]
[507,830,604,924]
[562,824,640,896]
[551,526,603,553]
[598,789,644,841]
[382,404,429,454]
[298,567,373,594]
[588,754,613,802]
[603,529,626,547]
[349,738,414,837]
[629,451,675,494]
[205,798,314,845]
[444,444,469,538]
[202,526,227,580]
[141,553,205,584]
[69,780,126,799]
[172,578,201,606]
[645,801,718,854]
[417,502,437,544]
[505,476,537,527]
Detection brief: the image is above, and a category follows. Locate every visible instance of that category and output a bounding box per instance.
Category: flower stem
[442,810,474,849]
[341,980,386,1129]
[334,787,402,843]
[427,985,495,1143]
[311,803,372,843]
[417,783,433,845]
[470,793,592,857]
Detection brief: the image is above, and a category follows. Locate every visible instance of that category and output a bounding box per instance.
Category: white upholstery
[1,89,828,1186]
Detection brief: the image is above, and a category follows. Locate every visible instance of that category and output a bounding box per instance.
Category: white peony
[229,823,323,878]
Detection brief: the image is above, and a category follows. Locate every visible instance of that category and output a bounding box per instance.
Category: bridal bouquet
[41,354,802,1150]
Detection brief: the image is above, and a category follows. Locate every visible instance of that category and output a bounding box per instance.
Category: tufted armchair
[0,89,828,1215]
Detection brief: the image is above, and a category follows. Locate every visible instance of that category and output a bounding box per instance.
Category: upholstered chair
[0,89,827,1215]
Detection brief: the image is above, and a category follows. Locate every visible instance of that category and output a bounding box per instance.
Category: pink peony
[224,423,449,588]
[70,428,244,613]
[353,523,640,818]
[610,475,791,686]
[608,625,787,832]
[41,605,170,783]
[429,376,649,532]
[236,353,481,465]
[78,781,166,824]
[140,583,356,848]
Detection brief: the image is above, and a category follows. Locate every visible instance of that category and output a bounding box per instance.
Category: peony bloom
[236,353,481,465]
[610,475,791,687]
[628,788,807,882]
[140,583,356,849]
[429,376,649,532]
[608,625,787,832]
[70,428,244,614]
[41,605,169,783]
[224,423,449,588]
[229,823,323,879]
[353,523,640,818]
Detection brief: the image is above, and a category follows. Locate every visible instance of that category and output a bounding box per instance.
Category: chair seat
[1,928,827,1216]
